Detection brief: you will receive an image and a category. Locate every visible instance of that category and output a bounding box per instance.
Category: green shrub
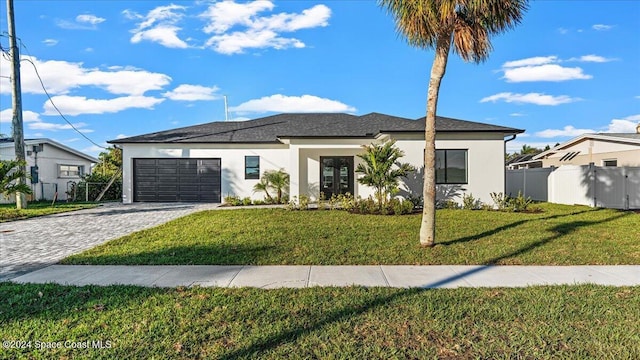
[224,195,242,206]
[286,196,298,211]
[242,197,252,206]
[437,199,460,210]
[299,194,310,210]
[490,192,510,211]
[462,193,482,210]
[337,193,356,212]
[511,191,534,212]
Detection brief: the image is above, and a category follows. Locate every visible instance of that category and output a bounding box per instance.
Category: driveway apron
[0,203,218,280]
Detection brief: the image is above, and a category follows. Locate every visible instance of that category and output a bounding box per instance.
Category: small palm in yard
[253,177,274,202]
[0,159,32,205]
[356,140,414,208]
[253,169,290,204]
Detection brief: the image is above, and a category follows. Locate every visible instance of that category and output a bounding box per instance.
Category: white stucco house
[109,113,524,205]
[0,138,98,202]
[509,132,640,169]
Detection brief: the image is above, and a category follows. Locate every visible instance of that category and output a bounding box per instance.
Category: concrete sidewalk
[10,265,640,288]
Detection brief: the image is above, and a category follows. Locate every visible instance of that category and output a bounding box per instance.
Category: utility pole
[6,0,27,209]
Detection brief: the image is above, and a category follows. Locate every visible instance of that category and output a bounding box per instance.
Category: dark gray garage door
[133,158,221,202]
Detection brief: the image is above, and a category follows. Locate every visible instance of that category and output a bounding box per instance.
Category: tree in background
[93,146,122,177]
[379,0,528,246]
[73,147,123,201]
[356,140,415,208]
[1,159,32,204]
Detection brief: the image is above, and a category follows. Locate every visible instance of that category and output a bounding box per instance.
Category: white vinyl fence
[507,165,640,210]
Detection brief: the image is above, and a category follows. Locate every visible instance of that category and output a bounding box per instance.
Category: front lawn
[0,202,98,222]
[62,203,640,265]
[1,283,638,359]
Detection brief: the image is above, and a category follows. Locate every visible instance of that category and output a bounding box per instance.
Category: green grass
[62,203,640,265]
[0,283,638,359]
[0,202,98,222]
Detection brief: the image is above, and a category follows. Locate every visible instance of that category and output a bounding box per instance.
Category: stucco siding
[395,134,506,205]
[1,142,94,202]
[120,143,289,203]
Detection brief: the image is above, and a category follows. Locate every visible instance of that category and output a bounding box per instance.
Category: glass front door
[320,157,354,198]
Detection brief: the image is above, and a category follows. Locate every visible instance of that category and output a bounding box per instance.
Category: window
[603,159,617,167]
[59,164,84,178]
[435,149,468,184]
[245,156,260,179]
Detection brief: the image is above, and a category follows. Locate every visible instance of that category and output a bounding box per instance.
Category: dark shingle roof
[109,113,524,144]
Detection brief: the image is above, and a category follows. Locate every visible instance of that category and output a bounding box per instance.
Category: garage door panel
[133,158,221,203]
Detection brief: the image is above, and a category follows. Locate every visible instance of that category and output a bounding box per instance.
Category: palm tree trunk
[420,33,451,247]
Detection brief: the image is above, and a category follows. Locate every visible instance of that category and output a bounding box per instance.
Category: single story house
[509,130,640,169]
[0,137,98,202]
[109,113,524,205]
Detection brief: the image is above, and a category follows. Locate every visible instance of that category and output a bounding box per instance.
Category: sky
[0,0,639,157]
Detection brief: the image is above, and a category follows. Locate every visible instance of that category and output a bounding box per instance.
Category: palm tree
[379,0,528,246]
[1,159,32,203]
[356,140,415,208]
[252,177,273,203]
[265,169,290,204]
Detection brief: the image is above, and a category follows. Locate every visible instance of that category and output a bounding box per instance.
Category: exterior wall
[394,132,508,205]
[120,132,509,205]
[542,149,640,167]
[120,143,289,203]
[291,138,374,200]
[1,143,94,202]
[541,138,640,167]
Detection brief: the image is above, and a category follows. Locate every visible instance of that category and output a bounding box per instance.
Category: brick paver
[0,203,218,280]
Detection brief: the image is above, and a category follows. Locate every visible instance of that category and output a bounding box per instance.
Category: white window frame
[59,164,84,178]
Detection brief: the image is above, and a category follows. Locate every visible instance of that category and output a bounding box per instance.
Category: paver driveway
[0,202,219,280]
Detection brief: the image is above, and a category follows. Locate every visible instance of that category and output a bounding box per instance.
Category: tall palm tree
[1,159,32,203]
[379,0,528,246]
[356,140,415,207]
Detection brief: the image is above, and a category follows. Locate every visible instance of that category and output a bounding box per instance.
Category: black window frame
[602,159,617,167]
[245,156,260,180]
[435,149,468,185]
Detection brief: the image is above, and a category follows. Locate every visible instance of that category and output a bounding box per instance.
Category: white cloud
[126,4,188,48]
[131,25,188,49]
[503,64,592,82]
[200,2,331,54]
[602,114,640,133]
[557,28,568,35]
[535,126,595,138]
[480,92,580,106]
[0,109,41,123]
[229,94,356,114]
[56,14,105,30]
[28,120,90,131]
[200,1,274,34]
[0,55,171,96]
[76,14,106,25]
[509,112,526,117]
[43,95,165,116]
[205,29,304,54]
[502,56,558,68]
[592,24,613,31]
[163,84,221,101]
[42,39,58,46]
[115,134,128,139]
[568,54,615,63]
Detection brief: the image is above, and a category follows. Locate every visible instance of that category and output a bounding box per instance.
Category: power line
[15,38,107,150]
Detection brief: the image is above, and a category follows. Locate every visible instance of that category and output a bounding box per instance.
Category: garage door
[133,158,221,202]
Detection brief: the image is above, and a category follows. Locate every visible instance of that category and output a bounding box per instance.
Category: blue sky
[1,0,639,156]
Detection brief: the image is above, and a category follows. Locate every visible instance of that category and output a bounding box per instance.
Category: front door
[320,157,354,198]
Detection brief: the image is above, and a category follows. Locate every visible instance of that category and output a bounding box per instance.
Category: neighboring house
[510,131,640,169]
[109,113,524,205]
[506,153,541,169]
[0,138,98,202]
